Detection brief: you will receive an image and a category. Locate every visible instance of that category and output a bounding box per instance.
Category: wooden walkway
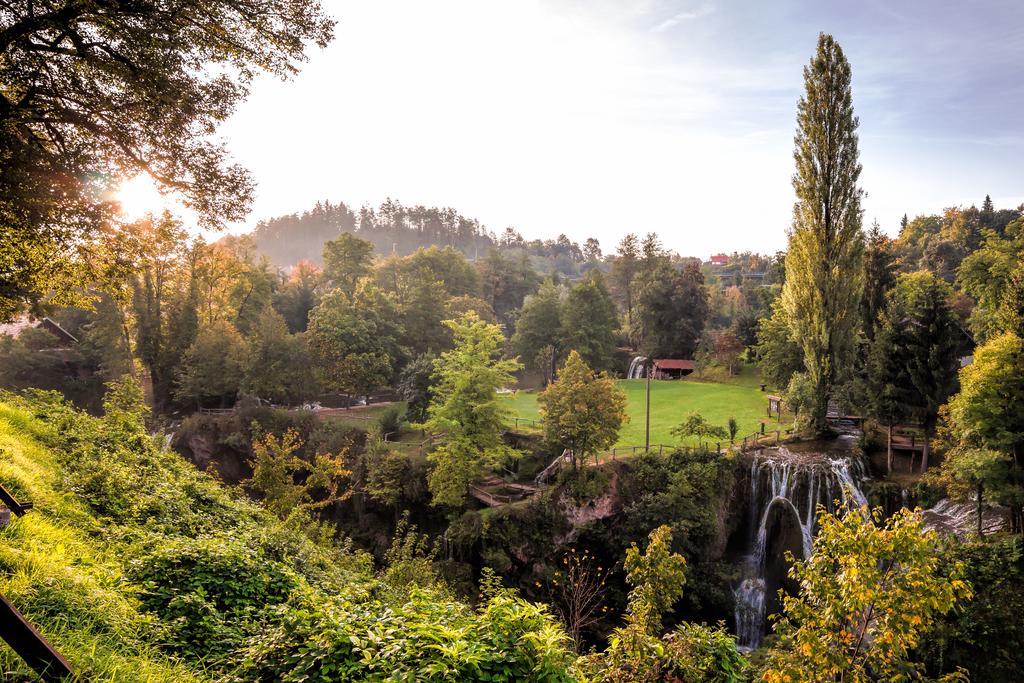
[889,432,926,453]
[469,478,540,507]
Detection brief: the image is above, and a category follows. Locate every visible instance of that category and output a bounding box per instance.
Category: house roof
[0,315,78,344]
[653,359,695,370]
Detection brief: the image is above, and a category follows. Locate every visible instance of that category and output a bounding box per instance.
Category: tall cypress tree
[782,33,865,434]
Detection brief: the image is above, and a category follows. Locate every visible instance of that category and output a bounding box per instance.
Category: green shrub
[558,466,610,502]
[127,534,300,660]
[231,582,575,682]
[922,536,1024,682]
[376,404,404,436]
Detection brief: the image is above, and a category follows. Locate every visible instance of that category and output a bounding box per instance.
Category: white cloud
[651,4,714,33]
[218,0,1024,257]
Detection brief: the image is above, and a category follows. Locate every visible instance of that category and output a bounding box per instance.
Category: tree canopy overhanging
[0,0,335,319]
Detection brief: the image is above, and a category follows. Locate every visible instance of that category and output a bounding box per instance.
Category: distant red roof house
[652,358,695,379]
[708,253,729,266]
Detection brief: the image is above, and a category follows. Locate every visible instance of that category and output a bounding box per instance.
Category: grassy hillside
[0,399,208,681]
[503,372,788,449]
[0,384,574,681]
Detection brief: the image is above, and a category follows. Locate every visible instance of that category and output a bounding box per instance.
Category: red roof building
[708,253,729,266]
[652,358,695,379]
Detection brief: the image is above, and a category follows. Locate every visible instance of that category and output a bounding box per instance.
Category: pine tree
[866,272,960,471]
[981,194,995,228]
[865,297,910,473]
[899,272,961,470]
[560,271,619,372]
[781,33,865,434]
[611,234,640,331]
[861,220,896,341]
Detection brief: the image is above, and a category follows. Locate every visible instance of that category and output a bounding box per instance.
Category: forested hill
[249,199,497,266]
[248,198,605,270]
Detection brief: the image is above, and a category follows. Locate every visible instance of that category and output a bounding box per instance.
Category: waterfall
[626,356,646,380]
[733,443,869,650]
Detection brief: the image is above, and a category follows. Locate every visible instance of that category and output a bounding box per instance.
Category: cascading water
[733,440,869,650]
[626,356,646,379]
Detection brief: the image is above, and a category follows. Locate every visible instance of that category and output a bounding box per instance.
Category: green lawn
[502,367,789,450]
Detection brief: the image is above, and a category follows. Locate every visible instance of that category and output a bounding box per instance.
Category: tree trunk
[977,483,984,538]
[886,423,893,475]
[921,425,931,472]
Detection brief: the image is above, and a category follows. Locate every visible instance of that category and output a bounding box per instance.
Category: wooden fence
[0,483,74,680]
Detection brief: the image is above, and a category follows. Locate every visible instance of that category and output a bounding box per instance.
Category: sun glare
[115,174,171,220]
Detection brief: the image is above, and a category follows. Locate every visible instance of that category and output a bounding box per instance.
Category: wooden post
[0,484,32,517]
[886,424,893,475]
[645,362,651,452]
[0,594,73,681]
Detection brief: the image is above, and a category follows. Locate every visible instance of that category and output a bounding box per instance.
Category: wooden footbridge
[469,477,540,507]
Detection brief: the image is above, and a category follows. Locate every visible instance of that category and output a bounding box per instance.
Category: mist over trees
[250,198,605,279]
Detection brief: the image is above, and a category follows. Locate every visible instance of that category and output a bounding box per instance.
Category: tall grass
[0,403,208,681]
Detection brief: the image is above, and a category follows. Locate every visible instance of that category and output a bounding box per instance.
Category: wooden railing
[0,482,33,517]
[510,416,541,430]
[198,407,235,416]
[0,483,74,681]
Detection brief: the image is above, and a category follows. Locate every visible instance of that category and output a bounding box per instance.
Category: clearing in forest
[503,368,786,449]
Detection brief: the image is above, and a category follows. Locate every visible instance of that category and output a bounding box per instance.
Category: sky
[215,0,1024,258]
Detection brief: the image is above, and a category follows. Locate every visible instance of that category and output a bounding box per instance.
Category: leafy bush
[231,577,575,682]
[922,536,1024,682]
[376,404,404,436]
[127,534,300,660]
[558,466,610,502]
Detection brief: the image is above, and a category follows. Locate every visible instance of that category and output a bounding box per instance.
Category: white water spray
[626,356,647,379]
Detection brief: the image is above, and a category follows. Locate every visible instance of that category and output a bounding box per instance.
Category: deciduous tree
[242,308,315,405]
[755,300,804,391]
[945,332,1024,533]
[670,412,728,450]
[306,284,405,401]
[538,350,627,469]
[511,280,563,384]
[421,312,521,507]
[763,508,970,683]
[560,271,619,372]
[174,320,246,408]
[634,260,709,360]
[0,0,334,319]
[322,233,374,296]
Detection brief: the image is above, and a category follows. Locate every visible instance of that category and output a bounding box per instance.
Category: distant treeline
[249,198,603,273]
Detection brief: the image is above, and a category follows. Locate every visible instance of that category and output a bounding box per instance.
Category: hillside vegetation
[0,384,577,681]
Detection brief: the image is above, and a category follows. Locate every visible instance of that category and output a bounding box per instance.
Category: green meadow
[503,368,788,449]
